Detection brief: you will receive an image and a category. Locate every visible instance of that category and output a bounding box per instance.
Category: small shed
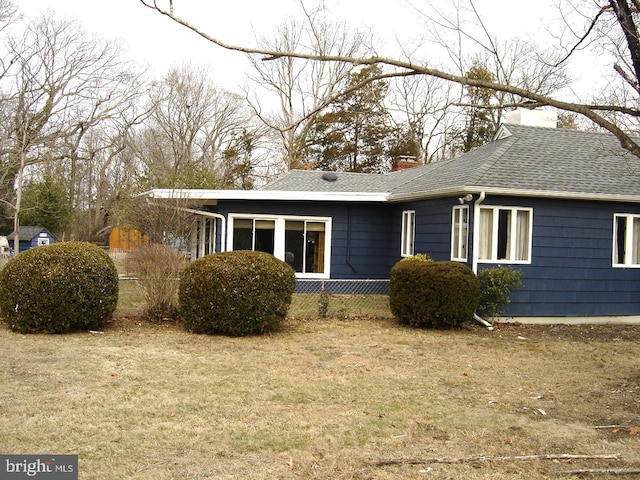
[109,226,149,253]
[8,226,57,253]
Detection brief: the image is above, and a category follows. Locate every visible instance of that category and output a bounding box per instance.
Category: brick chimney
[392,156,421,172]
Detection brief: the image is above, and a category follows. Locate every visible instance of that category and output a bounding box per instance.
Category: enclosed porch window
[228,214,331,278]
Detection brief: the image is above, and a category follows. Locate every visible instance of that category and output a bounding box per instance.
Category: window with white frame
[613,213,640,267]
[228,214,331,277]
[478,206,532,263]
[401,210,415,257]
[451,205,469,261]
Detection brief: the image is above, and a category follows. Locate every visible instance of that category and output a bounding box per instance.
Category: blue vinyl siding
[477,197,640,317]
[393,198,455,261]
[216,200,396,279]
[214,195,640,317]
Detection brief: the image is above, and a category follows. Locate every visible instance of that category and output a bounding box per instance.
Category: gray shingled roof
[8,226,51,241]
[261,124,640,201]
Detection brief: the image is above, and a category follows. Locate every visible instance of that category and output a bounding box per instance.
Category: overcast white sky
[18,0,602,98]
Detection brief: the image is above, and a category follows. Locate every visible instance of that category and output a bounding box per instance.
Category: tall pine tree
[305,65,398,173]
[455,62,498,154]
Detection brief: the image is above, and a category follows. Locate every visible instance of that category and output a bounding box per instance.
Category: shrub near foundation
[390,260,479,328]
[179,250,296,336]
[0,242,119,333]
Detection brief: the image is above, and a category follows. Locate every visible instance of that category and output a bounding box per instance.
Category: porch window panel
[285,220,304,272]
[307,222,325,274]
[284,220,326,274]
[232,218,253,251]
[254,220,275,254]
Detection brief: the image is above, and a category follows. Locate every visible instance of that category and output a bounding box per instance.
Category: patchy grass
[0,316,638,479]
[115,279,146,317]
[118,278,393,320]
[289,293,392,318]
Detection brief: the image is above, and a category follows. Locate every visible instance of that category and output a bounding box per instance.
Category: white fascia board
[389,186,640,204]
[139,188,389,202]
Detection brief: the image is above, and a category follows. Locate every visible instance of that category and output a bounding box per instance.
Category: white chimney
[504,108,557,128]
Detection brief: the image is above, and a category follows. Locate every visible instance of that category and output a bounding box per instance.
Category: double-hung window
[479,206,532,263]
[451,205,469,261]
[401,210,415,257]
[228,214,331,278]
[613,213,640,267]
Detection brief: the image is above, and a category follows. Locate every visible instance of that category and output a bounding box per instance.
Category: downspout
[471,191,485,275]
[471,192,493,330]
[346,205,357,273]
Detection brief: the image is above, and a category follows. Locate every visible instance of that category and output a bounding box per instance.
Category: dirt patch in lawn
[0,317,638,479]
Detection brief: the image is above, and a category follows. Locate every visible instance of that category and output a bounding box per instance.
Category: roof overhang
[138,187,640,206]
[137,188,390,203]
[389,186,640,204]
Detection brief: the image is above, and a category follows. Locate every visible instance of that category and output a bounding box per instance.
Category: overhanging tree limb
[139,0,640,159]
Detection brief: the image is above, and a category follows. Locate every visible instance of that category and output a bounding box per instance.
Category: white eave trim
[138,188,390,203]
[389,186,640,204]
[138,187,640,205]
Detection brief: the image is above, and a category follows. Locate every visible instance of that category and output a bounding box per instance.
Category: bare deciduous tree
[0,13,149,248]
[388,75,458,163]
[245,9,368,169]
[131,63,259,189]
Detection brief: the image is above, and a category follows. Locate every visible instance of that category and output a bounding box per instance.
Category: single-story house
[8,226,57,253]
[141,109,640,320]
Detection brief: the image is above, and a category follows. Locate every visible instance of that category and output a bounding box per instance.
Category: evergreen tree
[454,62,499,154]
[20,176,73,237]
[306,65,397,173]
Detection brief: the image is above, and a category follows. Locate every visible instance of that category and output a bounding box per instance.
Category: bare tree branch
[139,0,640,159]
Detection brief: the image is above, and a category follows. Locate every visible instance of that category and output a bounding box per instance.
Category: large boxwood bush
[390,259,479,328]
[179,250,296,336]
[0,242,119,333]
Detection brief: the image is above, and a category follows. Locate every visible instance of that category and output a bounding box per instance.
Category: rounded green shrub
[179,250,296,336]
[0,242,119,333]
[390,260,479,328]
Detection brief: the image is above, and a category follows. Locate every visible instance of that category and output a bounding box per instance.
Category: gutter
[388,186,640,204]
[177,207,227,253]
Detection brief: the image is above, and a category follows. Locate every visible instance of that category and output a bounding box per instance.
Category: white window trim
[613,213,640,268]
[451,205,469,261]
[478,206,533,264]
[227,213,332,278]
[401,210,415,257]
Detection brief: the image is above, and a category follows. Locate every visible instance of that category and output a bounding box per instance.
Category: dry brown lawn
[0,288,639,479]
